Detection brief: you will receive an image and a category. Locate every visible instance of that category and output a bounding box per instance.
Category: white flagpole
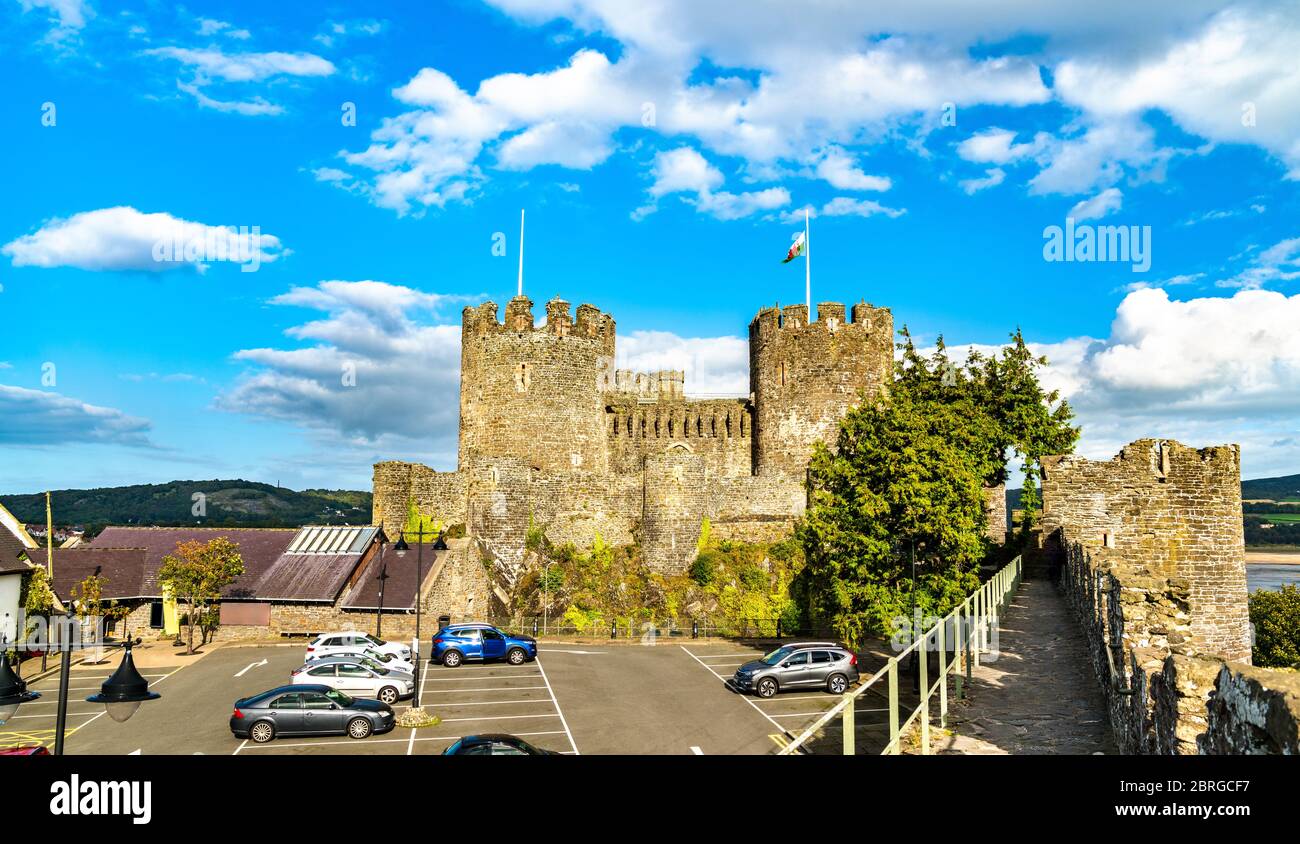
[518,209,525,297]
[804,206,811,312]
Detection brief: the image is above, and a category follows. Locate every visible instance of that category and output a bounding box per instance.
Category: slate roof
[0,529,29,572]
[250,526,382,602]
[341,543,447,610]
[88,527,298,598]
[46,548,150,601]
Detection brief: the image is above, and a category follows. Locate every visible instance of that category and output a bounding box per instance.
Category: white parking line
[680,646,788,734]
[407,657,434,756]
[438,713,562,723]
[422,685,549,693]
[534,657,579,756]
[696,653,760,660]
[769,708,888,719]
[237,730,569,751]
[422,671,541,682]
[691,746,704,755]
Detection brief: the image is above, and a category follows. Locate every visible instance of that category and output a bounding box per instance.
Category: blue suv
[432,624,538,667]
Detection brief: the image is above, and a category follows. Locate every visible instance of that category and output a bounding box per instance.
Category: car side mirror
[330,703,340,710]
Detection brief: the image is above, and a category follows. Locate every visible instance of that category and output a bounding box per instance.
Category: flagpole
[518,209,525,297]
[804,206,811,312]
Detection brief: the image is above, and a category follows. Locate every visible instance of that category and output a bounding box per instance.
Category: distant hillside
[0,480,372,531]
[1242,474,1300,502]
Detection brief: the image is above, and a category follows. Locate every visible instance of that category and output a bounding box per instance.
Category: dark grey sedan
[230,684,396,743]
[727,643,860,698]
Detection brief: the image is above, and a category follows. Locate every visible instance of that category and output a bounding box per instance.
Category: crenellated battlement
[604,369,685,399]
[749,300,889,339]
[463,295,616,346]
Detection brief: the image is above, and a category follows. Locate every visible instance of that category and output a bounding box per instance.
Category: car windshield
[366,634,387,646]
[760,646,795,666]
[324,689,354,707]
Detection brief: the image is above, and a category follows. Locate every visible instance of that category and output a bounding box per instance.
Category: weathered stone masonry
[374,295,894,577]
[1044,439,1300,754]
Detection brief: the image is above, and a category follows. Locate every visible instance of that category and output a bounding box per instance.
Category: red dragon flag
[783,230,806,263]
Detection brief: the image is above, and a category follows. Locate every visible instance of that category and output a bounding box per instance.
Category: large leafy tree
[158,538,244,655]
[1250,585,1300,668]
[797,328,1077,647]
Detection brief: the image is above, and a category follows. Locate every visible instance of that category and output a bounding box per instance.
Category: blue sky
[2,0,1299,493]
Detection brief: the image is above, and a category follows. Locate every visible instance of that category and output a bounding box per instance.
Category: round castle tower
[459,295,615,475]
[749,301,893,476]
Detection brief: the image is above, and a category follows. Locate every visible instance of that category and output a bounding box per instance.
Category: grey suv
[728,642,860,698]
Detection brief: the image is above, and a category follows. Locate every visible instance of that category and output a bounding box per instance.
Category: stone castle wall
[375,294,895,593]
[1041,439,1250,662]
[749,301,893,477]
[1060,539,1300,754]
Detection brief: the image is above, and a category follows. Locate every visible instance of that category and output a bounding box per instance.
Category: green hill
[1242,474,1300,502]
[0,480,372,532]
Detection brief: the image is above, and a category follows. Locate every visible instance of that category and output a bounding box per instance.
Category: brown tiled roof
[88,527,297,598]
[46,548,150,601]
[341,543,446,610]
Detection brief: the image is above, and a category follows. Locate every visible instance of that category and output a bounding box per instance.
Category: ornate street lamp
[393,527,445,708]
[86,639,160,723]
[0,617,160,754]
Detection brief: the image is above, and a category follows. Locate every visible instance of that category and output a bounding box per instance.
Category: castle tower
[749,300,893,476]
[459,295,615,475]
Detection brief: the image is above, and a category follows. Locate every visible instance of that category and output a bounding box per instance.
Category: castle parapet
[463,296,615,348]
[749,300,890,339]
[608,369,684,399]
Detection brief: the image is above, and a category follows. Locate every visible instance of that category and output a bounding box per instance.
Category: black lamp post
[0,611,159,754]
[394,527,446,709]
[374,531,390,639]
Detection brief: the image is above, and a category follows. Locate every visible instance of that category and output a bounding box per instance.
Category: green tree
[797,327,1077,647]
[71,572,106,642]
[1250,585,1300,668]
[21,565,56,671]
[158,538,244,654]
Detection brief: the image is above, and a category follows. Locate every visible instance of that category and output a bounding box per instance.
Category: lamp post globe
[0,649,40,725]
[85,640,160,723]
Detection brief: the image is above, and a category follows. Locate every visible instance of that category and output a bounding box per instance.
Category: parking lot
[2,637,910,755]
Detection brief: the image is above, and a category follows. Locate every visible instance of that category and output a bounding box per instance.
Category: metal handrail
[779,554,1023,755]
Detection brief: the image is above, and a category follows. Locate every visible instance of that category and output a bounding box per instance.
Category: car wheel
[378,686,399,704]
[442,650,462,667]
[827,673,849,694]
[507,647,526,665]
[347,717,373,739]
[249,721,275,744]
[757,677,778,698]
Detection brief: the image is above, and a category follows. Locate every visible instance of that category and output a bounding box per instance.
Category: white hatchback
[305,647,415,675]
[306,632,412,662]
[291,658,415,705]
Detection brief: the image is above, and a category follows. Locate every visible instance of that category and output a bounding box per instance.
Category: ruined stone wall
[372,461,467,536]
[605,396,752,476]
[749,301,893,477]
[459,296,615,475]
[1060,539,1300,754]
[707,474,806,543]
[1042,439,1250,662]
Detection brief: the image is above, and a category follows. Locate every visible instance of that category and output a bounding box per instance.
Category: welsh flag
[783,231,806,263]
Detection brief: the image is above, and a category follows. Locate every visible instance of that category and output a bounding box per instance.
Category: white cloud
[1053,7,1300,178]
[314,19,386,48]
[196,18,249,39]
[1218,236,1300,290]
[615,332,749,395]
[144,47,335,82]
[783,197,906,223]
[177,80,283,116]
[814,147,891,191]
[943,287,1300,477]
[2,206,286,273]
[220,281,469,450]
[959,168,1005,194]
[0,384,153,446]
[1068,187,1123,221]
[635,145,788,220]
[16,0,90,44]
[957,128,1045,165]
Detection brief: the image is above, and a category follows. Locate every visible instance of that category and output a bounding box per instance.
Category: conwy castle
[373,294,895,578]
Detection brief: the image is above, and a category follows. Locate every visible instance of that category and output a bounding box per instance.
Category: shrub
[1250,585,1300,668]
[689,553,717,586]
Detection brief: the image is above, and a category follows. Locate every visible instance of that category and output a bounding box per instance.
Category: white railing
[778,555,1023,755]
